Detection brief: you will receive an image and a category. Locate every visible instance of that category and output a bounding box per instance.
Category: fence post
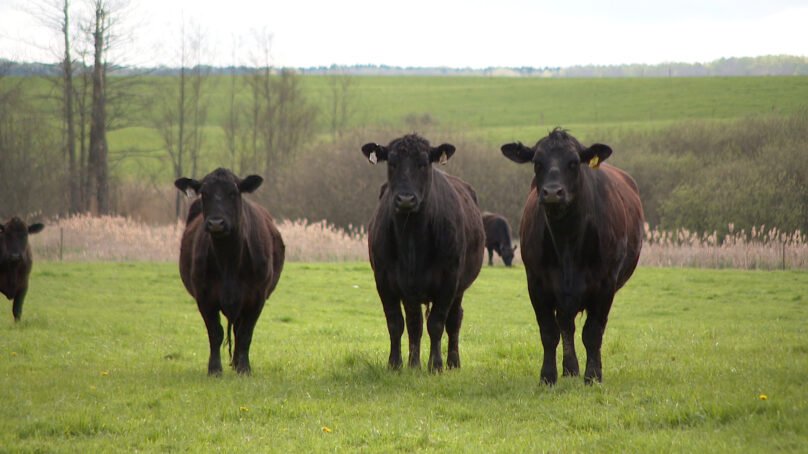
[59,227,64,262]
[782,241,786,270]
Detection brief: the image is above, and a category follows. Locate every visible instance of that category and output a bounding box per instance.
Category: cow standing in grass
[362,134,484,372]
[175,168,285,375]
[501,129,643,384]
[482,212,517,267]
[0,218,44,321]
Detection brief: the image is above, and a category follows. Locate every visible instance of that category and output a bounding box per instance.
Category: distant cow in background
[482,212,516,266]
[175,168,285,375]
[0,218,44,321]
[501,128,643,384]
[362,134,484,372]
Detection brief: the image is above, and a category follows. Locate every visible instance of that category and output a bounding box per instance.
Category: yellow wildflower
[322,426,332,433]
[239,406,248,412]
[759,394,768,400]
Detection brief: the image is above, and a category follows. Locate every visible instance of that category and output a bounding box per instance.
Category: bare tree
[26,0,82,213]
[245,30,317,178]
[327,65,356,142]
[221,35,253,175]
[86,0,110,213]
[152,18,211,218]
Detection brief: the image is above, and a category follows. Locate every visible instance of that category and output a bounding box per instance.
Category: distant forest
[3,54,806,77]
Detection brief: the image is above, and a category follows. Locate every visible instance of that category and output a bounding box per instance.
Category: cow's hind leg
[426,293,454,373]
[199,304,224,376]
[233,308,260,375]
[379,286,404,369]
[487,248,494,266]
[12,287,27,322]
[403,301,423,368]
[558,312,579,377]
[445,295,464,369]
[582,294,614,384]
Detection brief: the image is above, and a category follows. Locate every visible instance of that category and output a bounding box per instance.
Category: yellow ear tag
[588,155,600,169]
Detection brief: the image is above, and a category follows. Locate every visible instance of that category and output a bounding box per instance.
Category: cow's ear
[579,144,612,169]
[175,177,201,196]
[238,175,263,193]
[27,223,44,234]
[501,142,534,163]
[429,143,455,164]
[362,143,388,165]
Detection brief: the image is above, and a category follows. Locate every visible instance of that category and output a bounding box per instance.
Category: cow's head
[501,245,517,267]
[0,218,43,266]
[362,134,455,214]
[501,128,612,216]
[174,168,263,238]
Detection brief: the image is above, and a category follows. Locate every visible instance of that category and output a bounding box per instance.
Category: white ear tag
[439,151,448,165]
[368,151,378,165]
[184,189,194,198]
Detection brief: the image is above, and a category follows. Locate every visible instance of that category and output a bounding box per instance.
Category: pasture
[1,262,806,452]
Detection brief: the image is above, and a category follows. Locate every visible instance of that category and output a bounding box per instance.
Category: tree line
[1,2,805,238]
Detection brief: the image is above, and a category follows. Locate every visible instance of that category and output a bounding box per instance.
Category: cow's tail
[226,319,233,360]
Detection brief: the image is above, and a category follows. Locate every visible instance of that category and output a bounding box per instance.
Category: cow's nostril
[205,218,226,233]
[395,194,416,206]
[541,185,565,203]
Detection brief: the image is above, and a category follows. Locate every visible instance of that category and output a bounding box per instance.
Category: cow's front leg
[528,279,559,385]
[199,304,224,376]
[12,287,27,322]
[379,286,404,369]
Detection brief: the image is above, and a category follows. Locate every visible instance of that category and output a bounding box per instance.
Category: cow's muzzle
[540,184,566,204]
[7,253,22,264]
[394,193,418,213]
[204,217,228,236]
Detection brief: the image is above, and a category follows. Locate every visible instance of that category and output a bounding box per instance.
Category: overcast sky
[1,0,806,68]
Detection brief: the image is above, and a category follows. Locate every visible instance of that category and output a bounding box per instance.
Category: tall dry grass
[28,215,807,269]
[30,214,368,263]
[640,223,808,270]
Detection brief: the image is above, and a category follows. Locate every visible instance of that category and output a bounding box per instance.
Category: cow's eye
[568,160,579,170]
[534,162,543,173]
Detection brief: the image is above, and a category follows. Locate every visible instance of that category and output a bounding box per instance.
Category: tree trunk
[88,3,109,214]
[62,0,79,214]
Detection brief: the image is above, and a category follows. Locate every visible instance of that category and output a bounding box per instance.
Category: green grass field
[1,262,806,452]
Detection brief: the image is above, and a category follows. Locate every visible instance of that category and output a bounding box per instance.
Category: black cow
[362,134,485,372]
[0,218,44,321]
[482,212,516,267]
[175,168,285,375]
[501,128,643,384]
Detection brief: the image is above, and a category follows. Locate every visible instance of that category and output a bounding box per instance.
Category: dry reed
[28,215,807,269]
[640,223,808,270]
[29,214,368,263]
